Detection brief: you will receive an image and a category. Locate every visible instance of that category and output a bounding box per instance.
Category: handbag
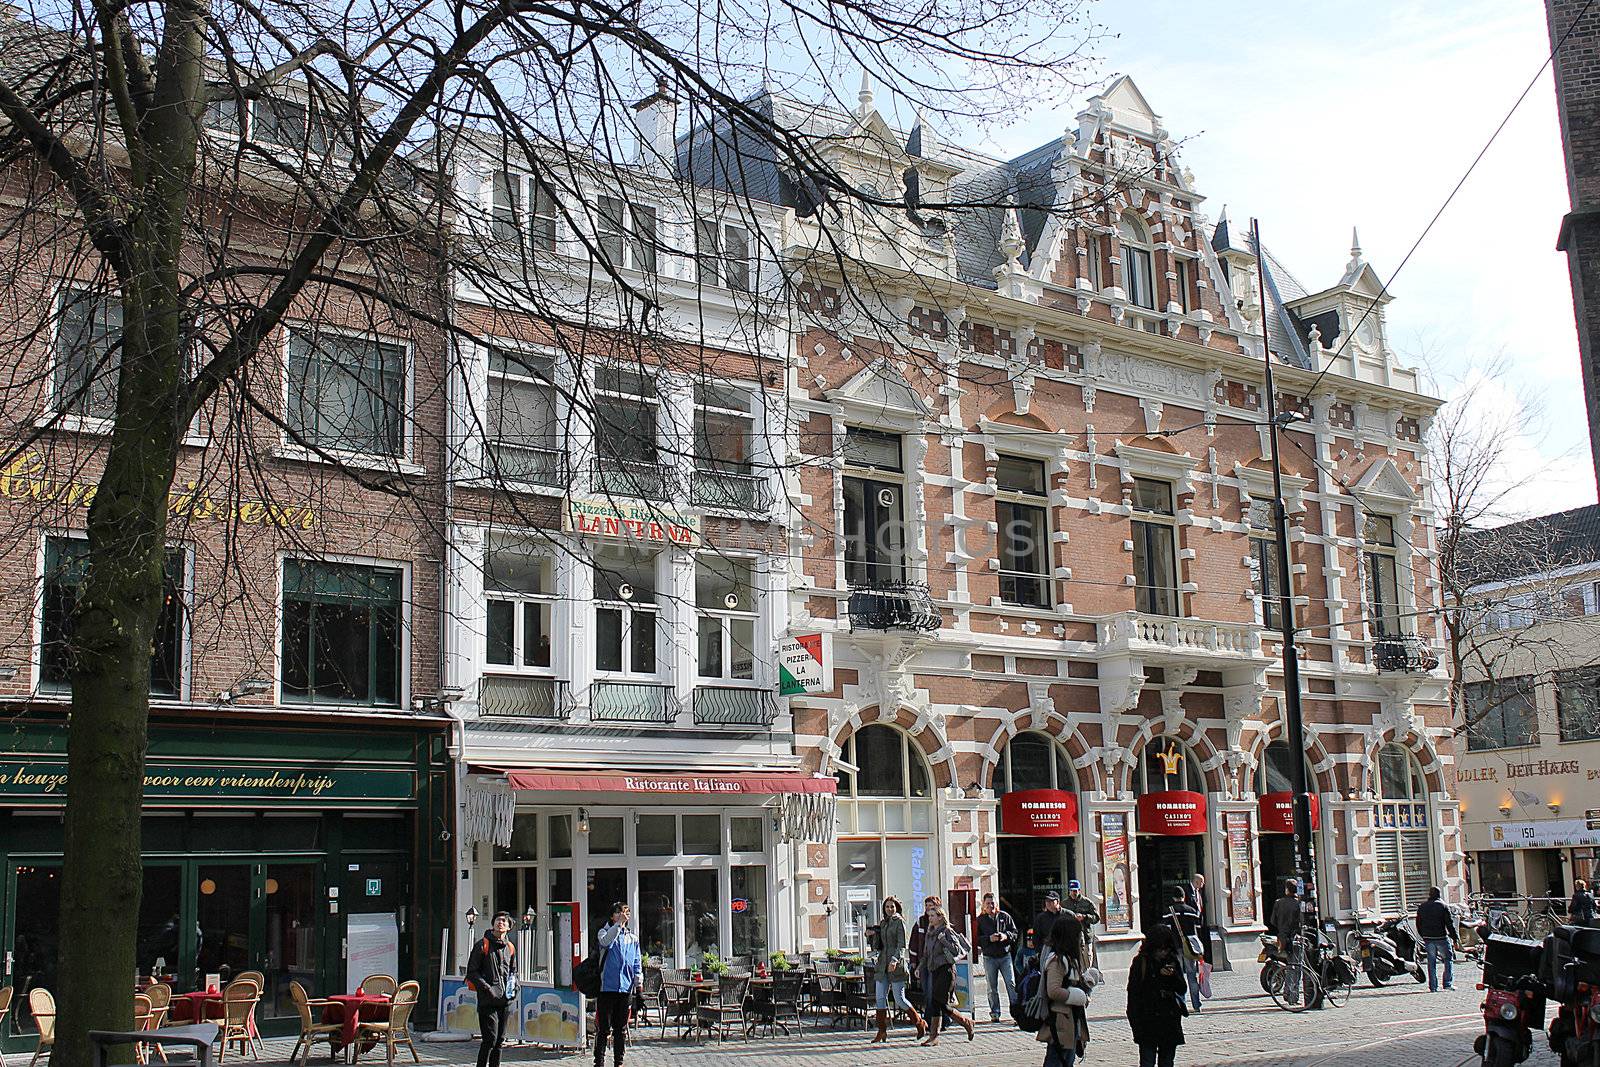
[574,944,608,999]
[1197,961,1213,999]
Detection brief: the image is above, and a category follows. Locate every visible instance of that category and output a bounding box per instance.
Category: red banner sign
[999,789,1079,836]
[1258,792,1320,834]
[506,770,837,795]
[1136,790,1208,835]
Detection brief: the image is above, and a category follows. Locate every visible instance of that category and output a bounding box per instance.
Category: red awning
[506,769,837,796]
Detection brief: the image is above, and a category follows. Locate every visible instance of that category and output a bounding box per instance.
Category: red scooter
[1475,934,1546,1067]
[1544,924,1600,1067]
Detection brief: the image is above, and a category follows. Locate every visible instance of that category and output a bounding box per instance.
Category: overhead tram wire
[1298,0,1599,401]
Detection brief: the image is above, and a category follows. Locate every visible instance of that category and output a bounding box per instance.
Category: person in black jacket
[1032,891,1064,955]
[1415,887,1457,992]
[1127,925,1187,1067]
[1165,887,1203,1013]
[467,912,517,1067]
[975,892,1017,1023]
[1571,879,1598,927]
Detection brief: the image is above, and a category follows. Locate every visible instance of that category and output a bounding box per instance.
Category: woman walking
[870,896,926,1042]
[919,905,975,1046]
[1037,912,1092,1067]
[1127,926,1188,1067]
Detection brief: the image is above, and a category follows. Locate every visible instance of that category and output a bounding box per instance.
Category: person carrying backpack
[593,901,642,1067]
[467,912,517,1067]
[1037,913,1093,1067]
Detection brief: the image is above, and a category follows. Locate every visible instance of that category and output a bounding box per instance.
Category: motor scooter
[1353,915,1425,986]
[1544,923,1600,1067]
[1475,933,1546,1067]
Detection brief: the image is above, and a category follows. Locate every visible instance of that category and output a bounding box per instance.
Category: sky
[958,0,1596,523]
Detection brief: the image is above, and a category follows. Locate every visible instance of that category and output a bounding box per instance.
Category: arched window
[996,731,1074,796]
[1119,214,1156,310]
[1256,740,1305,795]
[834,724,937,951]
[1374,743,1432,913]
[836,724,930,799]
[1138,737,1203,793]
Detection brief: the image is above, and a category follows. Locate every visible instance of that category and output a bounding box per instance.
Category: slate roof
[1455,504,1600,587]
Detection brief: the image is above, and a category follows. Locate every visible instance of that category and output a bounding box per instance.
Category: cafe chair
[765,971,804,1036]
[287,982,340,1067]
[359,975,398,998]
[659,977,697,1040]
[0,987,13,1040]
[634,967,663,1030]
[224,975,265,1057]
[353,983,418,1065]
[215,978,260,1062]
[694,974,751,1042]
[27,988,56,1067]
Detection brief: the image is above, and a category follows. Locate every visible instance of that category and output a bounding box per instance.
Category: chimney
[632,77,678,169]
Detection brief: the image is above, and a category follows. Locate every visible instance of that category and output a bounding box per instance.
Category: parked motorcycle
[1544,923,1600,1067]
[1475,933,1546,1067]
[1354,915,1426,986]
[1257,931,1285,994]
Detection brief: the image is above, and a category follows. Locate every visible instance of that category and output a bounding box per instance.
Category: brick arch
[1365,725,1447,797]
[1247,720,1337,796]
[824,704,957,791]
[978,714,1096,794]
[983,406,1055,433]
[1119,720,1226,795]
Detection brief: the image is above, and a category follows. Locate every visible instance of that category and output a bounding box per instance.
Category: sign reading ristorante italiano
[0,757,413,804]
[1,449,319,529]
[562,497,700,546]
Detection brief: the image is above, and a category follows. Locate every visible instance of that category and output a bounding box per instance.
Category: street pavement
[2,962,1562,1067]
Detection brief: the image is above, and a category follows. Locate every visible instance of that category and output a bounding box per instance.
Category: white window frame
[50,284,123,430]
[1131,477,1180,618]
[484,343,563,487]
[1119,214,1156,310]
[694,553,760,684]
[1363,513,1403,638]
[491,169,559,252]
[841,427,907,588]
[696,220,751,290]
[483,542,559,678]
[596,194,658,273]
[994,454,1053,609]
[592,547,663,679]
[280,325,414,465]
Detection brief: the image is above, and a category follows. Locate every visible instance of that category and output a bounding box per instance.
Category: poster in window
[1099,812,1132,933]
[1224,812,1256,925]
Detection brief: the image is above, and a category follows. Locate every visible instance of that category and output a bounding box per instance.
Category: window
[1255,740,1305,795]
[1131,478,1179,616]
[842,427,905,588]
[250,95,344,154]
[696,555,755,680]
[54,289,122,420]
[484,537,554,670]
[692,385,763,509]
[1557,666,1600,742]
[203,87,241,134]
[486,348,560,485]
[1363,514,1402,638]
[835,724,930,799]
[1138,738,1202,793]
[1374,743,1432,913]
[40,535,185,696]
[1173,259,1192,314]
[593,366,663,497]
[995,456,1050,607]
[1084,234,1103,291]
[1249,500,1283,628]
[287,331,406,457]
[597,196,657,273]
[593,545,658,675]
[697,221,751,290]
[280,559,403,706]
[995,731,1073,796]
[1119,214,1155,310]
[1476,851,1517,898]
[491,170,558,251]
[1464,677,1538,750]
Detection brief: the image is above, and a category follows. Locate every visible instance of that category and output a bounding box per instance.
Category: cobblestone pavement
[4,964,1564,1067]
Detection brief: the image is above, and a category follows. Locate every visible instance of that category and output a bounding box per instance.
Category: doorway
[998,837,1076,943]
[1258,836,1295,907]
[1136,836,1204,930]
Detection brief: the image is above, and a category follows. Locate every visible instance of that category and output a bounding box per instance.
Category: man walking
[594,901,643,1067]
[976,892,1017,1023]
[467,911,517,1067]
[1270,880,1303,1005]
[1031,890,1064,956]
[1571,879,1597,927]
[1416,886,1458,993]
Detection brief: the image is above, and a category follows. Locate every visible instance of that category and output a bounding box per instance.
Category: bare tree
[0,0,1115,1055]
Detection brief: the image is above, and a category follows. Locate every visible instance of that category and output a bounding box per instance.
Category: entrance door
[6,865,62,1041]
[1136,836,1204,930]
[1259,836,1295,908]
[586,868,628,952]
[998,837,1075,945]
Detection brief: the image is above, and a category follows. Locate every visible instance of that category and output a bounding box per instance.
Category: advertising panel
[1099,812,1133,933]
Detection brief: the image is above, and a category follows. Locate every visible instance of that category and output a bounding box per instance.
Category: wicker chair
[216,977,261,1062]
[359,975,398,998]
[659,976,697,1039]
[27,988,55,1067]
[353,984,419,1065]
[288,981,340,1067]
[0,987,12,1034]
[694,974,751,1042]
[764,971,804,1036]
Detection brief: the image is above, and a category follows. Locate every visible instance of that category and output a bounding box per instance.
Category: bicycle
[1268,932,1322,1013]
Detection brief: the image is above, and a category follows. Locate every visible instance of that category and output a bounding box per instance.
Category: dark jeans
[594,990,631,1065]
[927,964,956,1027]
[1138,1045,1177,1067]
[476,1004,509,1067]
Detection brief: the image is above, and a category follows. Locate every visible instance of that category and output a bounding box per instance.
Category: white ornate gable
[1352,457,1417,510]
[827,357,931,419]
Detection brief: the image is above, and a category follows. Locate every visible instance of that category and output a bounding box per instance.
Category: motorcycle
[1257,932,1285,994]
[1544,923,1600,1067]
[1475,933,1546,1067]
[1354,915,1426,986]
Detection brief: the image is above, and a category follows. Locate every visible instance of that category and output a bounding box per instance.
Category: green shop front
[0,712,453,1051]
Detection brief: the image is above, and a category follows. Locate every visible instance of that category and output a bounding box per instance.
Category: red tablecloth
[322,993,390,1051]
[170,990,258,1035]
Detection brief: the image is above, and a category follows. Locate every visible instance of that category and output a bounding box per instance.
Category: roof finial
[998,205,1024,268]
[858,70,874,114]
[1350,226,1362,259]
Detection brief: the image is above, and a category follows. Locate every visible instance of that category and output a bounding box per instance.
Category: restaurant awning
[505,769,837,795]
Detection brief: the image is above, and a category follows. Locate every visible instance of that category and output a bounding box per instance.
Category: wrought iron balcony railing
[591,456,675,500]
[589,680,679,723]
[690,466,771,512]
[487,444,566,489]
[692,686,777,726]
[1373,635,1440,673]
[479,675,571,719]
[847,581,941,634]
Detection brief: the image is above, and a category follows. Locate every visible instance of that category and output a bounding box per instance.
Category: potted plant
[768,951,793,972]
[701,950,731,977]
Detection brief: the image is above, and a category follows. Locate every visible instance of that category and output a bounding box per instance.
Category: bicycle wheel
[1526,911,1556,941]
[1259,961,1283,995]
[1321,973,1352,1008]
[1270,966,1320,1013]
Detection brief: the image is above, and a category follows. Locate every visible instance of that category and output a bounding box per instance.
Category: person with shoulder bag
[467,912,517,1067]
[870,896,926,1043]
[593,901,642,1067]
[1037,912,1094,1067]
[1127,926,1188,1067]
[1166,887,1204,1013]
[919,906,975,1046]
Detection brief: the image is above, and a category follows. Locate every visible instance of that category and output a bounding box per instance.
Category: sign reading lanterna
[563,497,700,546]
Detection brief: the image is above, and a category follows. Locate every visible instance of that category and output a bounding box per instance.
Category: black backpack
[573,945,607,998]
[1010,957,1047,1033]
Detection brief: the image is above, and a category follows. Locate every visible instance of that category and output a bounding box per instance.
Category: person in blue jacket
[594,901,643,1067]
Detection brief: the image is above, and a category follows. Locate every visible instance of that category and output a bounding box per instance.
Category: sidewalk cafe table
[322,993,391,1054]
[661,979,718,1039]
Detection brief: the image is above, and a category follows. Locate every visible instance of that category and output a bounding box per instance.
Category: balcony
[487,444,566,489]
[589,680,679,723]
[591,456,674,500]
[1098,611,1265,664]
[693,686,777,726]
[848,582,942,634]
[691,466,771,512]
[479,675,571,719]
[1373,635,1440,673]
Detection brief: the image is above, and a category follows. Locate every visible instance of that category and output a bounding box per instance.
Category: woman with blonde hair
[918,905,974,1046]
[869,896,925,1042]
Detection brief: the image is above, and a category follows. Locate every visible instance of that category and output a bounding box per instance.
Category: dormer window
[492,171,558,251]
[597,196,658,273]
[1119,214,1156,310]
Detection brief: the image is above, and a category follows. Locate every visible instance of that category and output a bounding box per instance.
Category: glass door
[194,863,252,988]
[6,864,62,1041]
[262,863,319,1019]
